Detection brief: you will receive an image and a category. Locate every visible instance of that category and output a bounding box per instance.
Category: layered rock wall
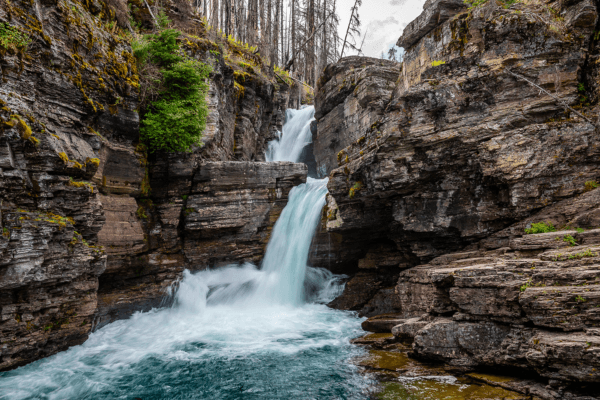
[0,0,300,370]
[316,0,600,310]
[95,161,306,327]
[315,0,600,394]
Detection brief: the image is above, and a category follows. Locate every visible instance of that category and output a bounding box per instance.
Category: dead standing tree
[339,0,361,60]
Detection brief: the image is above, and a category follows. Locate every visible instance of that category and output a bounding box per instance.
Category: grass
[463,0,488,10]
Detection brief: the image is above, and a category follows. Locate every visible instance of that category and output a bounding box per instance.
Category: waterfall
[195,104,334,307]
[266,106,315,163]
[0,107,367,400]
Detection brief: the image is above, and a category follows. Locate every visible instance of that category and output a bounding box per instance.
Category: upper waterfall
[266,106,315,163]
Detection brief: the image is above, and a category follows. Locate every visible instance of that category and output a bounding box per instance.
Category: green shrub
[0,23,31,51]
[525,222,556,234]
[431,60,446,67]
[563,234,577,247]
[132,36,151,64]
[156,10,172,29]
[140,59,212,153]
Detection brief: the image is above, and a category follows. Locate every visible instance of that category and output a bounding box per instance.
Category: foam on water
[0,108,370,399]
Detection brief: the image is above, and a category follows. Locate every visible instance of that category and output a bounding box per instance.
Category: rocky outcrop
[384,189,600,397]
[316,0,600,306]
[315,0,600,395]
[95,161,306,327]
[0,0,298,370]
[312,57,401,175]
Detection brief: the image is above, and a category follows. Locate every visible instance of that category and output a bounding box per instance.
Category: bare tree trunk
[291,0,296,71]
[280,0,284,66]
[340,0,359,59]
[211,0,219,30]
[308,0,315,86]
[271,0,279,69]
[259,0,265,52]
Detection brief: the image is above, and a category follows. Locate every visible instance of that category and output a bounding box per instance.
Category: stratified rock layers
[314,0,600,395]
[95,161,306,328]
[0,0,298,370]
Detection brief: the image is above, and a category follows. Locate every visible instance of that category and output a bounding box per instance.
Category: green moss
[585,180,599,192]
[86,158,100,167]
[68,177,94,193]
[58,152,69,164]
[349,182,363,198]
[136,206,148,220]
[10,115,32,140]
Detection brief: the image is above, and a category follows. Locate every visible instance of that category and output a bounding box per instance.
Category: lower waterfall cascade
[0,107,372,399]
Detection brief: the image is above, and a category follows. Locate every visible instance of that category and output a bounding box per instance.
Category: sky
[336,0,427,58]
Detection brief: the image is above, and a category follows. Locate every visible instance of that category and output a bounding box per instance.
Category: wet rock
[361,314,405,333]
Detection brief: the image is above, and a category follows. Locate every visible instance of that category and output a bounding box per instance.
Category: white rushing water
[265,106,315,163]
[0,106,369,399]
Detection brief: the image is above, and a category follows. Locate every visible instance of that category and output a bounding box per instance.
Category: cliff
[314,0,600,396]
[0,0,305,370]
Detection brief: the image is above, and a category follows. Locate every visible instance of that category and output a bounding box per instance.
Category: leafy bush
[431,60,446,67]
[141,59,211,153]
[0,23,31,51]
[156,10,172,29]
[525,222,556,234]
[131,36,151,64]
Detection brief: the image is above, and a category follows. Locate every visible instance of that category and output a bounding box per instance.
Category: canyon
[1,0,600,398]
[312,0,600,398]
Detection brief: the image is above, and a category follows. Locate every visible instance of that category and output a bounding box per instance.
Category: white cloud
[337,0,426,58]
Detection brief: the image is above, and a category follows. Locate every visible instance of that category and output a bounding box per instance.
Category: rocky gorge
[0,0,307,371]
[1,0,600,398]
[311,0,600,398]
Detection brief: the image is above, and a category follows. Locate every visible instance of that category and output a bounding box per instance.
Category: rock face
[315,0,600,303]
[0,1,300,370]
[313,57,401,175]
[389,191,600,397]
[95,161,306,327]
[314,0,600,395]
